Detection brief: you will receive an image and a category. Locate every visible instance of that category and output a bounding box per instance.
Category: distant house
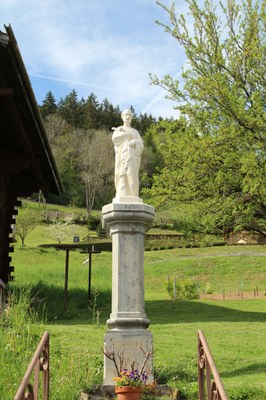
[0,25,63,283]
[225,231,266,245]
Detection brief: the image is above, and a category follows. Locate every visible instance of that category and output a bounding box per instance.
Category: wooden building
[0,25,62,283]
[224,231,266,246]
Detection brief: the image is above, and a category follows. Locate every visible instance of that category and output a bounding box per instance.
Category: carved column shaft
[102,202,154,385]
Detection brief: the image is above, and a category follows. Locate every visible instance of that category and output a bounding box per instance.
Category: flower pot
[115,386,142,400]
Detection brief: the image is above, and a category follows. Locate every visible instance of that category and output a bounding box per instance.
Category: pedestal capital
[102,202,154,233]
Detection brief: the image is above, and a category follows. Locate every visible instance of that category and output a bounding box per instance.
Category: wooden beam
[0,88,13,96]
[2,96,45,185]
[0,151,31,173]
[8,174,42,196]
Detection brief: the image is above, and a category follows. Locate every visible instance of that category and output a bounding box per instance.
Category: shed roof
[0,24,62,196]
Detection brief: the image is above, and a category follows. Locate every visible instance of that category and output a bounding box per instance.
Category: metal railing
[198,330,228,400]
[14,331,49,400]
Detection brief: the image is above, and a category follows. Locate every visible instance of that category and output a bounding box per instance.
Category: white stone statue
[112,109,143,199]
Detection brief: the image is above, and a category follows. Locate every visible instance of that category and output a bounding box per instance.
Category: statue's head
[121,109,133,124]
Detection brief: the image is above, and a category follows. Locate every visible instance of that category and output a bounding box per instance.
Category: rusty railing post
[14,331,49,400]
[197,330,228,400]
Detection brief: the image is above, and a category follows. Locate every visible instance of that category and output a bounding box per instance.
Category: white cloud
[0,0,189,118]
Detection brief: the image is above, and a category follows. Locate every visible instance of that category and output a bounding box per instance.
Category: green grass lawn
[144,246,266,298]
[2,235,266,399]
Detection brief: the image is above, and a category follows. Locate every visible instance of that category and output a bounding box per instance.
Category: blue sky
[1,1,192,118]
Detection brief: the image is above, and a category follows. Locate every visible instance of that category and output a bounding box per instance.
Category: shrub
[164,277,174,298]
[87,215,101,230]
[205,283,214,295]
[164,278,200,300]
[172,220,179,230]
[182,281,200,300]
[96,224,107,238]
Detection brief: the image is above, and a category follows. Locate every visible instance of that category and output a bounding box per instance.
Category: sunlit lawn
[3,239,266,399]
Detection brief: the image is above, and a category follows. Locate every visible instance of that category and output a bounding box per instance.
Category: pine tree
[40,91,57,118]
[99,98,121,130]
[58,89,83,128]
[83,93,101,129]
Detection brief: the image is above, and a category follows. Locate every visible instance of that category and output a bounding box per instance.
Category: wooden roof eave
[2,25,63,196]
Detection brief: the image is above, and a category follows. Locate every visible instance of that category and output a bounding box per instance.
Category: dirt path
[149,251,266,264]
[201,291,265,301]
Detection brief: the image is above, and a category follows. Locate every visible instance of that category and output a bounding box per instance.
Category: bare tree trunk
[85,188,90,217]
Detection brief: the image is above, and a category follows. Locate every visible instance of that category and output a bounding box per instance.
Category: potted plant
[103,346,155,399]
[114,368,148,400]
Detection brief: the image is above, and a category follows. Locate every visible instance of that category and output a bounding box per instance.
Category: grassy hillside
[2,201,266,399]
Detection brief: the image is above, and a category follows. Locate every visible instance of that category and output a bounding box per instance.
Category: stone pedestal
[102,201,154,385]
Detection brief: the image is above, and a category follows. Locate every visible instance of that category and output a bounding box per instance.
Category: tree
[83,93,101,130]
[98,98,121,130]
[46,214,77,244]
[15,206,40,246]
[44,114,85,206]
[78,129,114,214]
[140,119,172,190]
[149,0,266,235]
[133,112,156,136]
[58,89,84,128]
[40,91,58,118]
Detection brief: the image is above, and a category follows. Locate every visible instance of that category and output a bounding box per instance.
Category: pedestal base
[103,329,154,385]
[107,316,150,330]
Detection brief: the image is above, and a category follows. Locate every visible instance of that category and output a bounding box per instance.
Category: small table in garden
[51,244,101,311]
[81,246,101,302]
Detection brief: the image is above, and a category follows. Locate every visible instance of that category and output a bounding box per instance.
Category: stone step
[80,385,179,399]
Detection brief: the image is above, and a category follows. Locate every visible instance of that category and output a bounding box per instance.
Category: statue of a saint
[112,109,143,199]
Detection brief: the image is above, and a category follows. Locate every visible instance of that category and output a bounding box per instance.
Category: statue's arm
[129,136,144,156]
[112,127,132,144]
